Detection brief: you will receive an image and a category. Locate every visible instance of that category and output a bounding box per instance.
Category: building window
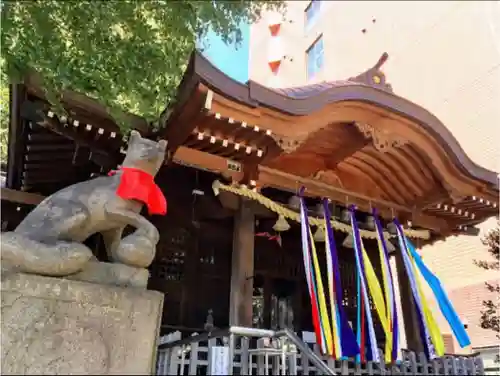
[305,0,321,30]
[306,36,324,79]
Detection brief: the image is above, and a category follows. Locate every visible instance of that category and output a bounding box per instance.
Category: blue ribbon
[405,238,471,348]
[394,219,436,359]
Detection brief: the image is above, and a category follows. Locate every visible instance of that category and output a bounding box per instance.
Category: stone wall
[1,272,164,375]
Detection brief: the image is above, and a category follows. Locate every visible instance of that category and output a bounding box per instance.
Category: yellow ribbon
[361,244,393,362]
[309,227,333,355]
[377,237,395,362]
[411,256,445,357]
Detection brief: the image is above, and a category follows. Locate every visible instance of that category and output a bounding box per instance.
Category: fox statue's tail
[1,232,93,276]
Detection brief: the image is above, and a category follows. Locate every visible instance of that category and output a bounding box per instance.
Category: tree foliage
[1,0,284,130]
[0,77,8,163]
[475,223,499,338]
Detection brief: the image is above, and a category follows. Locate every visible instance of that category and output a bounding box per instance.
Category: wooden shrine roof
[5,50,498,239]
[159,50,498,236]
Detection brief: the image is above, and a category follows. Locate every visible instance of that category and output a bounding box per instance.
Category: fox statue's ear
[158,139,168,151]
[129,130,141,144]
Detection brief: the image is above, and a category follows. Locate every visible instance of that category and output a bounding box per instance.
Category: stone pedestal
[1,272,164,375]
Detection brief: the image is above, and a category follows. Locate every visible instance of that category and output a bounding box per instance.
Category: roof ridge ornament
[348,52,393,93]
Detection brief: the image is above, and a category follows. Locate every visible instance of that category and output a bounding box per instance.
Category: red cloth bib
[109,167,167,215]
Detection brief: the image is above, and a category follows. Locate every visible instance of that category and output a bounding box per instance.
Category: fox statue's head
[122,131,167,176]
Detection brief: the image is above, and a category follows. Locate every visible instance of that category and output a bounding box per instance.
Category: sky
[200,21,250,84]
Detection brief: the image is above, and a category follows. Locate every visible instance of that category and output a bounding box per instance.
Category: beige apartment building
[249,0,499,360]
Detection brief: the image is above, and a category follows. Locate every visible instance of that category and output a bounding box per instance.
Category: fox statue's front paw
[0,232,94,277]
[113,229,157,268]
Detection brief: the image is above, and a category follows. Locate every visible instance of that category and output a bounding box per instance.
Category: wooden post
[394,251,425,353]
[229,197,255,327]
[7,84,27,190]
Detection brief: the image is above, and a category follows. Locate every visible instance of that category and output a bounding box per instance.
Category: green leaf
[1,0,286,131]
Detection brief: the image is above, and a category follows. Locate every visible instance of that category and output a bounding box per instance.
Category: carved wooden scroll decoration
[270,134,306,154]
[353,122,407,152]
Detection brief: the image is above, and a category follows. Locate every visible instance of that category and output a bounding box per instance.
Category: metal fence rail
[156,326,485,376]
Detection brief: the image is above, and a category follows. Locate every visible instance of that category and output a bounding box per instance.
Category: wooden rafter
[24,73,148,134]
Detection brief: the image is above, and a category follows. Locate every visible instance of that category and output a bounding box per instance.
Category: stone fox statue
[1,131,167,277]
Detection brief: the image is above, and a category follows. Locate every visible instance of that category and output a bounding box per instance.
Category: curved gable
[247,80,498,190]
[163,50,498,233]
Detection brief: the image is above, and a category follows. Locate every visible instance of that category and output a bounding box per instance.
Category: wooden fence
[156,328,485,375]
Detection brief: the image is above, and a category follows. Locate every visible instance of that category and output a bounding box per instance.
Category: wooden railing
[156,327,485,375]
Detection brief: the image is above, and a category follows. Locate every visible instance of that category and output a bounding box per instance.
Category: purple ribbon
[323,199,360,357]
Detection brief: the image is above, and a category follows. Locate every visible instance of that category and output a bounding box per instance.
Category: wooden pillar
[7,84,27,190]
[229,197,255,327]
[394,250,425,352]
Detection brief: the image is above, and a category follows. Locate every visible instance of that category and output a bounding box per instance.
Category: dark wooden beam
[26,143,75,153]
[27,132,68,143]
[1,187,44,205]
[170,146,442,234]
[25,152,74,162]
[24,75,149,134]
[162,85,206,153]
[20,100,123,161]
[413,189,451,209]
[23,166,83,180]
[172,146,243,182]
[23,173,83,186]
[259,166,449,234]
[217,190,275,219]
[454,226,480,236]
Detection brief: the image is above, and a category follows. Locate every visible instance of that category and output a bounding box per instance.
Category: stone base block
[66,260,150,289]
[1,272,164,375]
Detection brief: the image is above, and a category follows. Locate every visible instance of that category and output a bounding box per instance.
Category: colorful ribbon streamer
[361,243,393,360]
[356,267,363,363]
[298,189,360,358]
[322,199,359,358]
[349,206,380,362]
[403,230,471,348]
[352,209,398,363]
[309,224,334,355]
[394,219,444,359]
[297,194,465,362]
[373,209,399,363]
[299,188,325,353]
